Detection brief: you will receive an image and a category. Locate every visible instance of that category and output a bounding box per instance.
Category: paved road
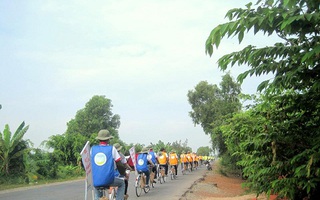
[0,166,205,200]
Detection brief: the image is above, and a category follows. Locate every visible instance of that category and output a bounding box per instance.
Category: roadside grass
[0,176,85,191]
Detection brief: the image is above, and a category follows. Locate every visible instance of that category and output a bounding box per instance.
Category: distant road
[0,166,206,200]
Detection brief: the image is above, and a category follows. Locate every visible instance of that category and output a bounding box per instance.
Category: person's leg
[124,179,128,194]
[160,164,165,176]
[152,165,157,178]
[174,164,178,175]
[165,164,168,175]
[144,170,150,185]
[111,177,125,200]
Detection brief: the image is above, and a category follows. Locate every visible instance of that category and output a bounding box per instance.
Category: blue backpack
[91,145,115,187]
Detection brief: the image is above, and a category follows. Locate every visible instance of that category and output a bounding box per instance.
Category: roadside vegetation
[191,0,319,199]
[0,96,211,191]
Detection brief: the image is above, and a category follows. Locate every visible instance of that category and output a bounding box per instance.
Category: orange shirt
[169,153,178,165]
[186,153,193,162]
[180,153,188,163]
[191,153,196,161]
[158,151,168,165]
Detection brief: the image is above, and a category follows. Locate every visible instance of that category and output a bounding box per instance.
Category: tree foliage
[196,146,212,156]
[0,122,29,175]
[207,0,320,199]
[45,133,86,166]
[187,73,241,155]
[148,139,192,155]
[43,95,123,166]
[66,95,121,139]
[206,0,320,94]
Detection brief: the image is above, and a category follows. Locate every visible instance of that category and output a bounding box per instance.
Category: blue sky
[0,0,278,152]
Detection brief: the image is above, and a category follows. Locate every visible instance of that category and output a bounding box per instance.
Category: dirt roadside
[180,162,268,200]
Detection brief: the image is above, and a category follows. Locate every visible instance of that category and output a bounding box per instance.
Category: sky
[0,0,278,152]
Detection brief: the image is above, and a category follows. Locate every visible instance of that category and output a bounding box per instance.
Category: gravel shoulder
[181,162,268,200]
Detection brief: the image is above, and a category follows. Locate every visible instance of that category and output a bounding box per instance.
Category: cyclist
[180,151,188,173]
[149,147,158,183]
[194,153,199,169]
[136,147,155,188]
[157,147,169,177]
[114,143,133,200]
[186,151,193,171]
[198,155,203,166]
[168,149,178,176]
[91,130,126,200]
[191,152,198,170]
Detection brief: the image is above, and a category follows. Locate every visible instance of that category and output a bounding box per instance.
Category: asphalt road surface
[0,166,206,200]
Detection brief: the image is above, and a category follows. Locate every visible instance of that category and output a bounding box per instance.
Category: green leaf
[257,80,270,92]
[283,0,290,7]
[238,30,244,43]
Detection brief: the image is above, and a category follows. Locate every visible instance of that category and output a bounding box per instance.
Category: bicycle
[187,162,192,172]
[135,171,150,197]
[157,165,166,184]
[169,165,177,180]
[96,186,117,200]
[149,165,156,188]
[193,161,198,171]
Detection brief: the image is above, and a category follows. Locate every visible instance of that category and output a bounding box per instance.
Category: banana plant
[0,121,29,174]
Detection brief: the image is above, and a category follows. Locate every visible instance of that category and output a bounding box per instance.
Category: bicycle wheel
[150,172,155,188]
[162,174,166,183]
[172,167,177,179]
[158,172,163,184]
[143,184,150,193]
[135,175,142,197]
[182,164,187,175]
[109,187,116,200]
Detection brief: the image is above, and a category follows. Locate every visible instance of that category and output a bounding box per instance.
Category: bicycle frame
[96,186,116,200]
[135,171,150,197]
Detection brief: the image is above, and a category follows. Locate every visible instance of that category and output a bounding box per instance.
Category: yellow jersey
[158,151,168,165]
[169,153,178,165]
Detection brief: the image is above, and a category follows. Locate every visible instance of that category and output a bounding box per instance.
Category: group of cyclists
[89,129,208,200]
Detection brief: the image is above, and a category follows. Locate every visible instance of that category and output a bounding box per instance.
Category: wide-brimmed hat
[114,143,122,151]
[140,147,149,153]
[96,129,113,140]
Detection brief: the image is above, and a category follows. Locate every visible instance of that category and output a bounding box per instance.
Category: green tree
[45,133,86,166]
[169,139,192,155]
[66,95,121,138]
[206,0,320,199]
[0,122,29,175]
[187,73,241,155]
[44,95,122,166]
[196,146,211,156]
